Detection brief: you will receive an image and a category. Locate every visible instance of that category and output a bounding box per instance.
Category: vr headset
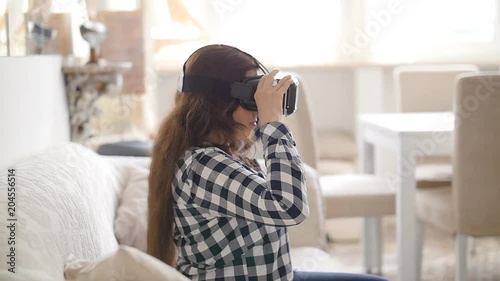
[178,46,299,116]
[180,74,299,116]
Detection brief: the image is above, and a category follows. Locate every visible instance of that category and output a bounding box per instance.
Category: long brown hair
[147,45,262,266]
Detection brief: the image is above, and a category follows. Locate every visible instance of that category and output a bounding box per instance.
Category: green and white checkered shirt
[173,122,309,281]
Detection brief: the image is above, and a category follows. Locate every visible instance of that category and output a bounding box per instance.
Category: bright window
[208,0,342,66]
[18,0,497,64]
[364,0,498,62]
[153,0,343,68]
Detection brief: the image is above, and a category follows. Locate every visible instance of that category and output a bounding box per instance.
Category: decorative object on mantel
[26,21,57,54]
[63,62,132,146]
[80,20,107,64]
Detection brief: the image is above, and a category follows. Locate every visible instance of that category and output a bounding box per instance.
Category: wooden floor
[325,217,500,281]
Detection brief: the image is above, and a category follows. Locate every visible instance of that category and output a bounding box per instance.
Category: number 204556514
[7,169,16,216]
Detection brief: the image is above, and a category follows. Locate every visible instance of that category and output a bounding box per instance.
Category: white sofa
[0,142,337,281]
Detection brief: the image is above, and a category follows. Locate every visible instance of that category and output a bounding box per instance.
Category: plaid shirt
[173,122,309,281]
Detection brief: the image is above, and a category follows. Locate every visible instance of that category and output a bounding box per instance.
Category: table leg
[360,141,375,174]
[363,217,383,275]
[397,140,418,281]
[360,141,379,273]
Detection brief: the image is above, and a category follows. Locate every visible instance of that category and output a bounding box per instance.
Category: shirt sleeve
[189,122,309,227]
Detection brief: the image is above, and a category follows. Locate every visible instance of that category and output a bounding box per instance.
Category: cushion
[320,174,395,218]
[416,186,455,234]
[0,143,123,281]
[415,163,453,188]
[64,245,189,281]
[97,140,153,157]
[114,166,150,252]
[317,159,357,176]
[317,130,357,161]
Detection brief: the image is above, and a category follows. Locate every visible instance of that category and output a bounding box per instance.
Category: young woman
[148,44,387,281]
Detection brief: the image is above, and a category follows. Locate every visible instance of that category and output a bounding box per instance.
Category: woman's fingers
[273,75,293,95]
[257,69,280,90]
[253,70,295,124]
[257,70,293,95]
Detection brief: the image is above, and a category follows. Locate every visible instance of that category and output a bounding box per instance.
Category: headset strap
[181,75,233,96]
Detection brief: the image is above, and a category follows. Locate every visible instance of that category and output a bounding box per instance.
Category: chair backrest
[282,73,320,169]
[453,72,500,236]
[394,64,479,112]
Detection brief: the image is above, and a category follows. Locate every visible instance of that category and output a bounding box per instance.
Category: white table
[358,112,455,281]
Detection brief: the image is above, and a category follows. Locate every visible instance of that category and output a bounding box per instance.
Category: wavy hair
[147,45,262,266]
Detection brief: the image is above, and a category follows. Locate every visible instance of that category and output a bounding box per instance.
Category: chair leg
[362,217,383,275]
[415,219,426,281]
[468,236,476,256]
[455,233,468,281]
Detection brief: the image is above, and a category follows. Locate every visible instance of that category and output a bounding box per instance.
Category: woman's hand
[254,69,294,126]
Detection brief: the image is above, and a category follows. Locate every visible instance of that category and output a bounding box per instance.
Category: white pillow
[114,166,149,252]
[64,245,189,281]
[0,143,122,281]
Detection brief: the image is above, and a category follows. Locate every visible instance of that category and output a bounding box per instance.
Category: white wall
[155,72,179,123]
[283,67,356,133]
[0,55,70,170]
